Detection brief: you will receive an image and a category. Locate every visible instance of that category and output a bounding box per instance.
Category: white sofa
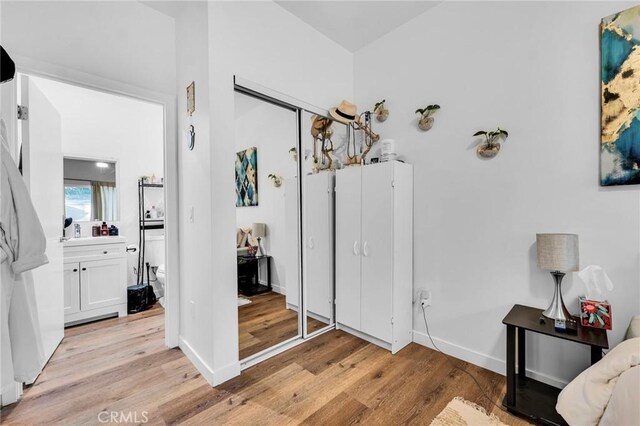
[556,317,640,425]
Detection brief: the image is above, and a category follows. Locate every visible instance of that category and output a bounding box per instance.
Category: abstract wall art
[601,6,640,186]
[235,147,258,207]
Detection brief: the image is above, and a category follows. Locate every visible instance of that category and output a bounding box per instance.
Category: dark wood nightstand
[237,255,272,296]
[502,304,609,426]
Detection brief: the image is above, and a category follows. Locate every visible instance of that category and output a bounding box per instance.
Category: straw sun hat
[329,100,358,124]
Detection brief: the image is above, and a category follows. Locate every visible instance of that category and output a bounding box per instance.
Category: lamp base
[542,271,573,321]
[256,238,265,257]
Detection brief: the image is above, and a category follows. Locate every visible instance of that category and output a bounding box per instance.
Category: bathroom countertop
[63,236,127,247]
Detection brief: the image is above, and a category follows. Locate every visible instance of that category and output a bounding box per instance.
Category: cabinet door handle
[362,241,369,257]
[73,269,78,272]
[353,240,359,256]
[82,267,87,271]
[103,251,108,254]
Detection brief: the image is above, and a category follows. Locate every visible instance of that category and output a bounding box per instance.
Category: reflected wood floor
[1,302,529,425]
[239,292,326,359]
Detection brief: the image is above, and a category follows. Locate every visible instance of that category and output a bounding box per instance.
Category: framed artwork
[186,81,195,116]
[236,147,258,207]
[601,6,640,186]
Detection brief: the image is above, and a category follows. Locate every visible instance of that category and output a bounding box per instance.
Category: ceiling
[275,1,443,52]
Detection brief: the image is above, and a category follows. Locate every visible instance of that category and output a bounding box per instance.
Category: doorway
[14,73,170,378]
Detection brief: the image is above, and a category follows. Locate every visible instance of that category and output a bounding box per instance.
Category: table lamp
[252,223,266,256]
[536,233,579,321]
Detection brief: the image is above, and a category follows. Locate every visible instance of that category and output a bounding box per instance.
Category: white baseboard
[412,330,568,389]
[1,382,22,407]
[261,280,285,295]
[179,337,240,387]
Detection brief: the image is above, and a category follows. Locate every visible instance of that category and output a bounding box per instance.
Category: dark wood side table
[237,255,272,296]
[502,304,609,426]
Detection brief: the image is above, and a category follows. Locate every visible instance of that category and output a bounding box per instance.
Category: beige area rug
[238,297,252,306]
[430,397,508,426]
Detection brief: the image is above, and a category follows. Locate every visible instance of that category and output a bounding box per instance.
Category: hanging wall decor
[600,5,640,186]
[473,128,509,159]
[235,147,258,206]
[268,174,283,187]
[374,99,389,122]
[186,81,195,116]
[415,105,440,131]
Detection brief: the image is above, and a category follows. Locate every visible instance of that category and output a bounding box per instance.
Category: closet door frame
[234,77,337,371]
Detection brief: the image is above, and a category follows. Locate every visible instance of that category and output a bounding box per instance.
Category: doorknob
[353,241,359,256]
[362,241,369,257]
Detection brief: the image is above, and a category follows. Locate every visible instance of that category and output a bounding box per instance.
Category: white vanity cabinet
[63,237,128,325]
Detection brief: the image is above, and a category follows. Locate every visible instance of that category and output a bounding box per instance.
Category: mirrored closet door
[234,90,301,360]
[234,78,341,365]
[300,110,345,335]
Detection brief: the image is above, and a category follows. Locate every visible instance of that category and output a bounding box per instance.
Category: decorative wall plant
[374,99,389,122]
[268,174,283,187]
[473,127,509,158]
[415,105,440,131]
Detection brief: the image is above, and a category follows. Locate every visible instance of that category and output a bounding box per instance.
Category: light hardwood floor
[1,303,529,425]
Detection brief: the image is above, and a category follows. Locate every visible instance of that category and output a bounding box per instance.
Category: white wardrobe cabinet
[63,237,128,326]
[303,172,335,324]
[336,162,413,354]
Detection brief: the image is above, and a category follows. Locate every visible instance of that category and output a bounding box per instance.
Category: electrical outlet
[420,290,432,307]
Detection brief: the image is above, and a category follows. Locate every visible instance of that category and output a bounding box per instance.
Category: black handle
[82,267,87,271]
[103,251,108,254]
[73,268,78,272]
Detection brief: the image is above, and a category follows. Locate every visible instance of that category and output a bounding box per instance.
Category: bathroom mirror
[63,157,118,222]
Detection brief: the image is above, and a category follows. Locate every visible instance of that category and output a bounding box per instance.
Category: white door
[304,173,332,322]
[20,75,64,363]
[335,167,362,330]
[63,263,80,315]
[361,163,394,343]
[80,258,126,311]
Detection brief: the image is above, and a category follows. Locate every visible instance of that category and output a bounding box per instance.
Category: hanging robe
[0,119,48,383]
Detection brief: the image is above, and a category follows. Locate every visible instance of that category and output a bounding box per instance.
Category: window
[64,182,92,222]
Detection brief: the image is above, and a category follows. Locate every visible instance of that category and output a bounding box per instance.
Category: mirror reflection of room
[301,111,348,334]
[234,91,300,359]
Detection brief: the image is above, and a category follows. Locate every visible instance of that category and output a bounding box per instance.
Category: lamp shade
[251,223,266,239]
[536,233,579,272]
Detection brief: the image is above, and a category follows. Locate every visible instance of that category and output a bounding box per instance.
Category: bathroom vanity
[63,236,128,326]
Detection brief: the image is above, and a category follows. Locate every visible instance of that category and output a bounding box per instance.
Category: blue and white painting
[235,147,258,207]
[601,6,640,186]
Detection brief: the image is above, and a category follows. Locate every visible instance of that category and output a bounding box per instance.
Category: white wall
[207,1,353,383]
[173,1,217,382]
[31,76,164,285]
[234,92,298,293]
[354,1,640,386]
[1,1,176,95]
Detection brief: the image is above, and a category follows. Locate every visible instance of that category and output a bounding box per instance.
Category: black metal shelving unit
[137,179,164,285]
